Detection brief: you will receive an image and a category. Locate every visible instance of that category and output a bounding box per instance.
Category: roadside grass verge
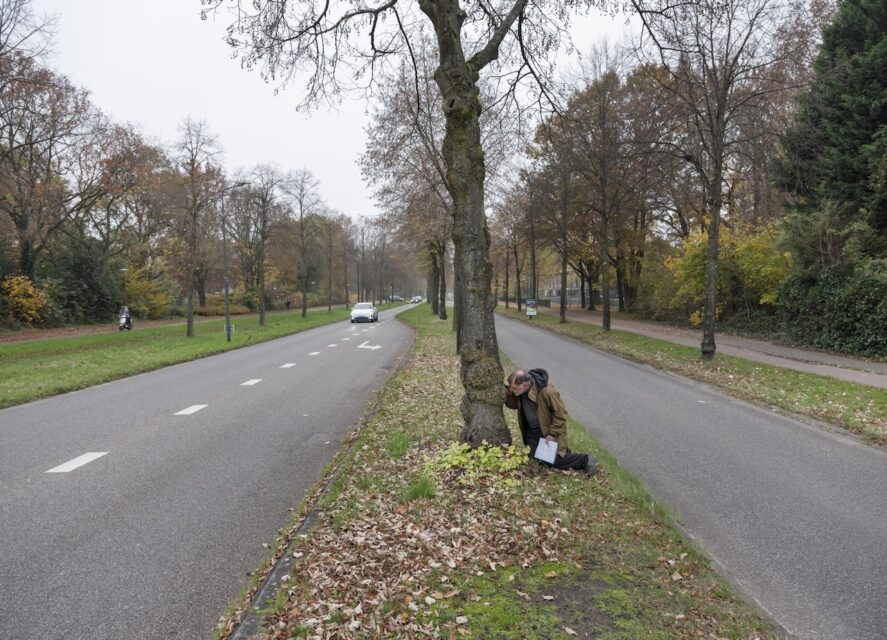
[0,305,401,410]
[499,308,887,447]
[232,306,782,639]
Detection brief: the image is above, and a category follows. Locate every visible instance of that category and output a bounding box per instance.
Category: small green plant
[384,432,411,458]
[402,472,436,501]
[427,441,528,484]
[258,586,288,616]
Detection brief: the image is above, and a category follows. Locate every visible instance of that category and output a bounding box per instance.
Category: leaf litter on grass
[233,310,783,640]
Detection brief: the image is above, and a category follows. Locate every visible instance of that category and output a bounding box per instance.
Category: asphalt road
[496,314,887,640]
[0,308,412,640]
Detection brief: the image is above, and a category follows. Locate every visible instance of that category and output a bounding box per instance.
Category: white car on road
[350,302,378,323]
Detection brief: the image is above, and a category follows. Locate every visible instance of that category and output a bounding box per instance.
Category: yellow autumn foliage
[2,275,48,325]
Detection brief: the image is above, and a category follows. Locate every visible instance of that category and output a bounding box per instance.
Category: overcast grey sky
[31,1,629,219]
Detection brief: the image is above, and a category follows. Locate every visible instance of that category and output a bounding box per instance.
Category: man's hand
[545,435,556,443]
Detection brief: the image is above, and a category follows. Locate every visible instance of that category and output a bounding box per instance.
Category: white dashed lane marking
[326,344,337,348]
[342,338,350,341]
[46,452,108,473]
[175,404,207,415]
[241,379,263,386]
[308,352,320,356]
[280,363,296,368]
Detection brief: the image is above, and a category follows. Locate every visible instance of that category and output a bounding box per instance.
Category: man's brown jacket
[505,369,569,454]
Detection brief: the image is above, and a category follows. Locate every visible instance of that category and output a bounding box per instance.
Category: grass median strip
[498,308,887,447]
[225,305,782,639]
[0,306,401,410]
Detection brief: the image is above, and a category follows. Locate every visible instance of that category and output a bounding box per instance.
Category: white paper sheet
[533,439,557,464]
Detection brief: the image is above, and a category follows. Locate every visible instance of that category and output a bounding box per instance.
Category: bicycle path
[533,307,887,389]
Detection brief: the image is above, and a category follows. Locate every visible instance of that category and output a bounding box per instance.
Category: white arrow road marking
[308,352,320,356]
[280,363,296,368]
[46,452,108,473]
[175,404,207,415]
[241,379,263,386]
[357,341,382,351]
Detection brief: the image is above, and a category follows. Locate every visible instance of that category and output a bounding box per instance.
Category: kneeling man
[505,368,597,477]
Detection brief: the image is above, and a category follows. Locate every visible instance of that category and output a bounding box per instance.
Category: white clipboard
[533,439,557,464]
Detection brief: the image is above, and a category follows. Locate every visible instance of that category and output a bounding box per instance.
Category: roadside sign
[225,324,235,333]
[526,300,538,317]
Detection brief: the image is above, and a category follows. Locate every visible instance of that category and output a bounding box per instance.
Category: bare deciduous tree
[172,117,222,337]
[632,0,808,359]
[248,164,289,326]
[205,0,585,445]
[286,168,322,318]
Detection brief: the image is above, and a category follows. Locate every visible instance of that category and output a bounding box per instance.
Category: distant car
[350,302,378,323]
[391,295,404,301]
[410,296,422,304]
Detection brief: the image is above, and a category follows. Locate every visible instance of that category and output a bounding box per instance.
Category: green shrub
[1,275,48,325]
[237,288,259,311]
[777,260,887,357]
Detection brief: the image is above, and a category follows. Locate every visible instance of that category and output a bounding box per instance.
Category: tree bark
[438,245,448,321]
[600,219,611,331]
[513,249,523,314]
[528,212,537,300]
[701,174,721,360]
[425,0,509,446]
[579,271,586,309]
[258,244,266,326]
[429,251,440,315]
[615,251,626,313]
[453,248,462,346]
[559,198,568,324]
[503,250,510,309]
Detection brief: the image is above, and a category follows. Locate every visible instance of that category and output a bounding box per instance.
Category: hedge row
[777,262,887,357]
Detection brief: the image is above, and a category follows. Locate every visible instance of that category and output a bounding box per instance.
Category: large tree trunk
[428,8,509,447]
[600,218,611,331]
[514,257,522,313]
[438,245,448,321]
[615,251,626,313]
[17,233,36,280]
[529,215,537,300]
[429,252,440,315]
[453,250,462,345]
[701,173,722,361]
[342,248,349,309]
[186,221,197,337]
[503,250,510,309]
[559,203,568,323]
[258,248,266,327]
[578,267,586,309]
